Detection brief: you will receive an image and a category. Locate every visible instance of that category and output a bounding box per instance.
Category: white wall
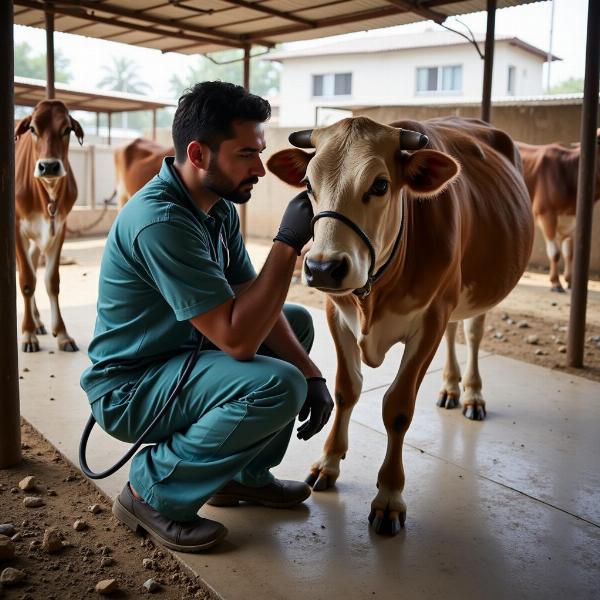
[277,41,546,127]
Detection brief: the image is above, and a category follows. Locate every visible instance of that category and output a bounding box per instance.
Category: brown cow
[114,137,172,208]
[517,133,600,292]
[268,116,533,535]
[14,100,84,352]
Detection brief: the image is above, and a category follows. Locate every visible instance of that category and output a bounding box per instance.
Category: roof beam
[14,0,244,49]
[383,0,446,24]
[222,0,316,27]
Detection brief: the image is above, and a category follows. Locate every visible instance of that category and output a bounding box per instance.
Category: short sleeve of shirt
[223,203,257,285]
[133,210,234,321]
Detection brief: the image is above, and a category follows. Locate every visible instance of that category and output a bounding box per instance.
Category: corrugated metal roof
[13,1,544,56]
[262,30,560,61]
[14,76,176,113]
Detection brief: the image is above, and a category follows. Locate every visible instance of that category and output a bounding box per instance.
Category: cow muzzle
[35,158,66,179]
[304,256,350,291]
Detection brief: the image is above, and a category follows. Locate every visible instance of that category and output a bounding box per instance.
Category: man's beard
[204,154,258,205]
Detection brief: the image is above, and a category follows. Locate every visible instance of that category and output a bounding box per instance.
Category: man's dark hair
[172,81,271,163]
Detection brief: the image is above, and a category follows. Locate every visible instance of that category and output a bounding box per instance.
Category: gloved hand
[296,376,334,441]
[273,191,313,255]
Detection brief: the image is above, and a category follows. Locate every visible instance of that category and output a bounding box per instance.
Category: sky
[14,0,588,100]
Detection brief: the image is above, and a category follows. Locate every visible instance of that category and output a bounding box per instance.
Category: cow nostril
[51,162,60,174]
[330,257,348,283]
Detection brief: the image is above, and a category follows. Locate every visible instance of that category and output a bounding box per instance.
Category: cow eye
[370,179,389,196]
[29,126,38,137]
[304,180,313,194]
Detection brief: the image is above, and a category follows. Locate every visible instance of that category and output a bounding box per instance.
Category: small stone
[551,301,558,306]
[501,312,509,321]
[95,578,118,595]
[535,349,546,356]
[47,490,57,497]
[0,567,26,585]
[142,558,154,570]
[0,538,15,560]
[89,505,102,515]
[143,578,160,593]
[589,335,600,343]
[29,540,40,551]
[559,325,567,332]
[73,520,87,532]
[10,488,19,494]
[41,529,63,554]
[22,497,44,508]
[558,346,567,353]
[23,367,29,372]
[100,557,113,568]
[0,525,15,537]
[517,320,529,329]
[18,477,37,492]
[506,318,514,325]
[526,335,539,345]
[493,331,504,340]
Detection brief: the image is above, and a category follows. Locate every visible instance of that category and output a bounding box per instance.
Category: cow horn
[399,128,429,149]
[289,129,314,148]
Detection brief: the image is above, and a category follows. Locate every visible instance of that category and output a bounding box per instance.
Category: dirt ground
[0,422,216,600]
[286,268,600,383]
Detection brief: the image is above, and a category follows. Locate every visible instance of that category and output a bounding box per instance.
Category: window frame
[415,64,463,95]
[311,72,353,99]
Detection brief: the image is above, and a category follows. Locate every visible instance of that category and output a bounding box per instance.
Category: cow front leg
[462,314,486,420]
[29,243,47,335]
[370,312,447,535]
[562,236,573,289]
[437,321,461,409]
[537,215,565,292]
[16,228,41,351]
[45,227,78,352]
[307,301,363,491]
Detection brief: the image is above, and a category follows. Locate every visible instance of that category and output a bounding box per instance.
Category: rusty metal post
[240,45,251,241]
[567,0,600,367]
[152,109,157,141]
[481,0,496,123]
[45,7,55,99]
[0,0,22,468]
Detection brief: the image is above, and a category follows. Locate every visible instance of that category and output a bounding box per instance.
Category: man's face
[203,120,266,204]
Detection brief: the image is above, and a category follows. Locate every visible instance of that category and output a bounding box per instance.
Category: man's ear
[187,140,210,169]
[398,149,460,197]
[14,115,32,140]
[267,149,314,187]
[69,115,84,145]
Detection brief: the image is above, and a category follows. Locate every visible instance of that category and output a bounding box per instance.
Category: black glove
[296,376,334,441]
[273,191,313,255]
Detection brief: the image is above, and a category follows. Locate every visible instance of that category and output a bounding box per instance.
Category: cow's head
[267,117,460,295]
[14,100,84,190]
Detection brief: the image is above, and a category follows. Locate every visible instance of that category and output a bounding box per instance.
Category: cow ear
[399,149,460,197]
[70,116,84,145]
[267,149,314,187]
[14,115,32,140]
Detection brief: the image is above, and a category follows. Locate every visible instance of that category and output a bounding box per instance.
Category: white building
[263,29,558,127]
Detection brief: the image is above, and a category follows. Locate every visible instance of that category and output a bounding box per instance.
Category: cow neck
[38,176,67,237]
[352,191,406,299]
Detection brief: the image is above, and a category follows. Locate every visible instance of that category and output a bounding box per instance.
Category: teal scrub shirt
[81,157,256,402]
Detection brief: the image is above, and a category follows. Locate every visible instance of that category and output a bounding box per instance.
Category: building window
[312,73,352,98]
[507,65,516,95]
[416,65,462,93]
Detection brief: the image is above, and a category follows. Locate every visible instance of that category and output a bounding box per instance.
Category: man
[81,81,333,553]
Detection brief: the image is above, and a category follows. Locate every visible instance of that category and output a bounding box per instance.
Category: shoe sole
[207,489,311,509]
[112,496,227,553]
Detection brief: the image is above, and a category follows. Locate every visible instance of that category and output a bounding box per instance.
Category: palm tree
[98,56,151,128]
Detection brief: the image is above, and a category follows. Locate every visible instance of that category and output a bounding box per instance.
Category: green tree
[14,41,72,82]
[549,77,584,94]
[169,50,280,98]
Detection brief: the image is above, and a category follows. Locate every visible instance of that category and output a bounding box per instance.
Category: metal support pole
[240,45,251,241]
[481,0,496,123]
[567,0,600,367]
[45,8,55,99]
[96,112,100,136]
[107,112,112,145]
[0,0,22,468]
[152,109,157,141]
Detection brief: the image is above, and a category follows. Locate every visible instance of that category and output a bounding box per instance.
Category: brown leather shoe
[113,484,226,552]
[207,478,311,508]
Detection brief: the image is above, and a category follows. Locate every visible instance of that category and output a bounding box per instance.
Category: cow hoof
[305,471,336,491]
[368,507,405,536]
[22,341,40,352]
[437,392,459,409]
[60,340,79,352]
[35,325,47,335]
[463,404,486,420]
[550,285,566,293]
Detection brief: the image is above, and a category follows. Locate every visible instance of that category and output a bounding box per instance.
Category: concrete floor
[14,237,600,599]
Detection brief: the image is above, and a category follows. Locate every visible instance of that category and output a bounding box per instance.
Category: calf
[268,116,533,535]
[14,100,84,352]
[517,134,600,292]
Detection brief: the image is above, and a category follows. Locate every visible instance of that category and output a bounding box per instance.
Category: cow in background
[14,100,84,352]
[114,138,172,208]
[268,116,533,535]
[517,132,600,292]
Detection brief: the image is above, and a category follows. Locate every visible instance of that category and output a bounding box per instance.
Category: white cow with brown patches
[268,116,534,535]
[14,100,84,352]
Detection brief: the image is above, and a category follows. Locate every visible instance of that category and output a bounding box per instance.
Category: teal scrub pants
[91,304,313,521]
